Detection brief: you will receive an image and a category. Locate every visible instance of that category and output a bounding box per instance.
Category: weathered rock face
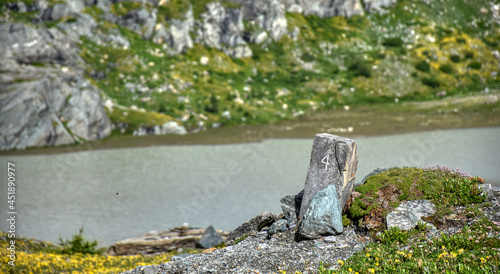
[238,0,288,41]
[386,200,436,231]
[118,8,157,39]
[0,23,112,150]
[196,2,252,58]
[153,7,195,53]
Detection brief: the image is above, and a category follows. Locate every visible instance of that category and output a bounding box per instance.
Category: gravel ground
[122,189,500,274]
[122,226,371,274]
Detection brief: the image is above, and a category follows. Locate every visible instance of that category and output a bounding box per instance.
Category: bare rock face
[153,7,195,53]
[196,2,252,58]
[0,23,112,150]
[239,0,288,41]
[298,133,358,238]
[298,0,364,18]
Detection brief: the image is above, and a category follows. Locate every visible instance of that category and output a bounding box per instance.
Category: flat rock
[386,200,436,231]
[226,212,283,245]
[107,226,228,256]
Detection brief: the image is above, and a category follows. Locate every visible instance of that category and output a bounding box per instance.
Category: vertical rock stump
[298,133,358,239]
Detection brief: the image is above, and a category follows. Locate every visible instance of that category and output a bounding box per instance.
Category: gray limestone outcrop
[0,23,112,150]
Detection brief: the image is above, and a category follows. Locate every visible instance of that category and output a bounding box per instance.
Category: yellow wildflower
[337,259,344,266]
[368,268,375,273]
[481,257,487,263]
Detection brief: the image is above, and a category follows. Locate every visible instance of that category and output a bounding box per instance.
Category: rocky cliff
[1,0,498,150]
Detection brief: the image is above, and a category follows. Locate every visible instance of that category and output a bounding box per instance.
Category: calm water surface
[0,127,499,246]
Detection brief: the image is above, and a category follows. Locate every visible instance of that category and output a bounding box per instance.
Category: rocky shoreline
[117,134,500,273]
[121,188,499,274]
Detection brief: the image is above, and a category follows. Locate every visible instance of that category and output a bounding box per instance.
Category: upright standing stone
[298,134,358,238]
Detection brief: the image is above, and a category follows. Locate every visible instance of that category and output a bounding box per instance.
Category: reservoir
[0,127,499,246]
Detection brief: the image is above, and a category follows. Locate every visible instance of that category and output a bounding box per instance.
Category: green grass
[320,166,499,273]
[347,166,485,231]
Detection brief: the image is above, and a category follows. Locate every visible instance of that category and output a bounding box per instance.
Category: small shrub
[468,61,482,70]
[382,37,404,47]
[421,76,440,88]
[439,63,454,74]
[415,60,430,72]
[58,228,105,255]
[348,59,371,77]
[464,50,474,59]
[450,54,461,63]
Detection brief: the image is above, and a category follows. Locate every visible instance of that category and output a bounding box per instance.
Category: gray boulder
[298,133,358,220]
[386,200,436,231]
[161,121,187,135]
[199,225,224,249]
[280,190,303,226]
[227,212,283,244]
[268,219,288,235]
[299,184,343,238]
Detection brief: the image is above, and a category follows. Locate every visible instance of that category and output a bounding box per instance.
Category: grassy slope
[324,166,500,273]
[4,0,498,135]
